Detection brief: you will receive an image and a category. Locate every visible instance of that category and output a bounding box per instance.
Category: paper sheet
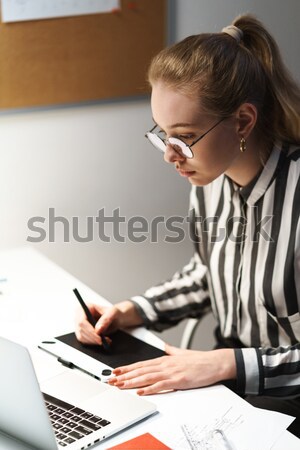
[1,0,120,23]
[150,409,294,449]
[142,388,295,450]
[170,407,294,450]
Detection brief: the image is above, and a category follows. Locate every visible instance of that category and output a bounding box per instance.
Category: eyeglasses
[145,117,225,159]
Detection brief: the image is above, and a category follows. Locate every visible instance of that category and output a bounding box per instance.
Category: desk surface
[0,246,298,449]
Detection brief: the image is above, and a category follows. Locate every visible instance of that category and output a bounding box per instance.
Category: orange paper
[107,432,171,450]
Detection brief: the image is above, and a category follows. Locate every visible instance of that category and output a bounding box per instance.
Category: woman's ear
[235,103,258,139]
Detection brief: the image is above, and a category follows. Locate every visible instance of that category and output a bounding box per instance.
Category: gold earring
[240,137,246,153]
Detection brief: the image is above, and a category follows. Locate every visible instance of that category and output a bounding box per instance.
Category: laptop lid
[0,336,58,450]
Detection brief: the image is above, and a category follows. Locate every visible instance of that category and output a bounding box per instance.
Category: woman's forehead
[151,82,203,128]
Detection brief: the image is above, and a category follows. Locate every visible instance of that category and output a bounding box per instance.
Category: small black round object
[101,369,112,376]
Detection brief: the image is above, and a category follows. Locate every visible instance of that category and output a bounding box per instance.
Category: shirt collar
[232,142,289,206]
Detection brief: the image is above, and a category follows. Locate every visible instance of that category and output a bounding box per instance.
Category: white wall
[1,0,299,348]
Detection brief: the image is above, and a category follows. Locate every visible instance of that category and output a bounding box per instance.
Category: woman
[75,15,300,436]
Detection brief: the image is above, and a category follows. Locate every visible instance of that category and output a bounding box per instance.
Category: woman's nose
[163,143,186,164]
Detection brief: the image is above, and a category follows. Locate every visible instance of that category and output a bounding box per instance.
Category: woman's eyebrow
[169,122,195,129]
[152,118,196,129]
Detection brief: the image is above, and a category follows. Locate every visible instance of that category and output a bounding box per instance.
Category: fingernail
[137,389,144,395]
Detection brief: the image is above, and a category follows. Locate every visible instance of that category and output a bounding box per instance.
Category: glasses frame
[145,117,225,159]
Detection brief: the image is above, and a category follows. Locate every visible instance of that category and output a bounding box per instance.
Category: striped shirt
[131,142,300,397]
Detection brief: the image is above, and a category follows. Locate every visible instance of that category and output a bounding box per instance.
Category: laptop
[0,336,157,450]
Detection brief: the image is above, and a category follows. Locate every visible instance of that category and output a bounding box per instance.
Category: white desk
[0,247,298,449]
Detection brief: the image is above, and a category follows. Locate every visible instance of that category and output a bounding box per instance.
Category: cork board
[0,0,167,109]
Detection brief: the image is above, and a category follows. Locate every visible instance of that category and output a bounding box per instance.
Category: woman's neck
[225,137,273,187]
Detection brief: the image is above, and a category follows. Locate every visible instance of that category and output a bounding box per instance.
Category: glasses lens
[146,132,166,152]
[168,137,193,158]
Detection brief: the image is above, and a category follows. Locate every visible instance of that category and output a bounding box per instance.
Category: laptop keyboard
[43,392,111,447]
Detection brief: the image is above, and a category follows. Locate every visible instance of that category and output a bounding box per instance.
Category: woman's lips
[177,168,196,177]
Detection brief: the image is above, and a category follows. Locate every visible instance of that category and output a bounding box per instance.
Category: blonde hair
[148,14,300,146]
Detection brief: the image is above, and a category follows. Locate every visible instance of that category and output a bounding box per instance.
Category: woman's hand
[74,300,143,345]
[108,345,236,395]
[75,303,120,345]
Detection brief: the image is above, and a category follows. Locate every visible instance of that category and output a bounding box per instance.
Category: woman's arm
[130,252,212,332]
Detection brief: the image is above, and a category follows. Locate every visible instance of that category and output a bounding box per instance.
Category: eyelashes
[158,129,195,141]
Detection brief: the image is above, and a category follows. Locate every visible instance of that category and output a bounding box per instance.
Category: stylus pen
[73,288,111,352]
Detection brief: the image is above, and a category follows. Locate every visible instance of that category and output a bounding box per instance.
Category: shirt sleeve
[234,344,300,397]
[130,251,211,331]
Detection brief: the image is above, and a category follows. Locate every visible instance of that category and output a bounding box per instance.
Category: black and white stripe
[131,142,300,397]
